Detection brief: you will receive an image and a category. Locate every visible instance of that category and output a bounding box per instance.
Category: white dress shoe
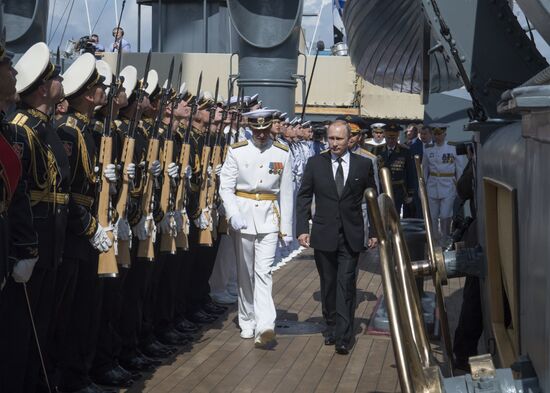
[254,328,276,348]
[240,328,254,339]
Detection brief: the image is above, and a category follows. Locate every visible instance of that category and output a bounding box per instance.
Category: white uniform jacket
[422,141,464,199]
[220,139,294,236]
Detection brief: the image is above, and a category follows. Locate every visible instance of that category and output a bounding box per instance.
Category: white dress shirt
[331,150,350,185]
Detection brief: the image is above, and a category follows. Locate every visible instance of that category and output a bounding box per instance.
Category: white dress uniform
[220,138,294,338]
[351,145,380,247]
[422,141,464,238]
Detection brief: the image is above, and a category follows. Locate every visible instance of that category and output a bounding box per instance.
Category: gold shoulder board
[360,148,377,158]
[11,113,29,127]
[66,116,77,129]
[231,140,248,149]
[273,141,289,152]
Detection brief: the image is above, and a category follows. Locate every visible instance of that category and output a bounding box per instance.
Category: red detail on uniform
[63,141,73,157]
[0,133,22,200]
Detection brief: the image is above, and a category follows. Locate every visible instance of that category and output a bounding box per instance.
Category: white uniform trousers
[429,194,455,239]
[232,231,278,337]
[209,234,238,296]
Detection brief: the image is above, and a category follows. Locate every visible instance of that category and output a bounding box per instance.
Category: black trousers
[56,254,104,392]
[117,256,154,360]
[453,276,483,361]
[154,251,183,332]
[174,248,194,323]
[0,266,56,393]
[92,272,126,375]
[140,250,166,344]
[313,230,359,346]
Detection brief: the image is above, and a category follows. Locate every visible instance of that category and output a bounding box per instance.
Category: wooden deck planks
[127,249,465,393]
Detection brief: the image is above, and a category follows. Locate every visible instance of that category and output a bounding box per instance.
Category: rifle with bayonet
[174,72,202,250]
[115,50,152,266]
[97,3,126,276]
[159,62,182,254]
[137,58,175,260]
[197,78,220,246]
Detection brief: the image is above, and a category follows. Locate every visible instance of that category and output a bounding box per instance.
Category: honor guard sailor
[0,42,68,393]
[219,109,294,348]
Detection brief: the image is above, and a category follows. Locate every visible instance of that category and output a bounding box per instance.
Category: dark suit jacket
[296,151,377,253]
[408,138,423,160]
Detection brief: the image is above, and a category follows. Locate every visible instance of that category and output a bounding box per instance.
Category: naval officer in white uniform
[421,123,464,241]
[219,109,294,348]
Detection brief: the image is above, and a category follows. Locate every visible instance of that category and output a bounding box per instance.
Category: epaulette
[359,148,377,158]
[398,143,410,149]
[66,116,77,129]
[231,140,248,149]
[11,113,29,127]
[93,121,104,133]
[273,141,289,152]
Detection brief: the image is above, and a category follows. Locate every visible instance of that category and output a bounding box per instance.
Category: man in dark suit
[403,124,423,218]
[296,120,377,355]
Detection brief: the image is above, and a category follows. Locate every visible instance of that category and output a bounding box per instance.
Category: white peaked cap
[62,53,100,98]
[120,65,138,95]
[144,70,158,96]
[15,42,52,94]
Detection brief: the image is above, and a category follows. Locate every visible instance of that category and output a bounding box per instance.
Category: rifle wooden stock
[175,142,191,249]
[137,138,160,260]
[115,136,135,266]
[206,144,223,239]
[160,138,177,254]
[197,144,213,246]
[97,135,118,276]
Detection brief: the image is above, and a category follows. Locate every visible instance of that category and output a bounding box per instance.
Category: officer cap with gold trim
[15,42,61,95]
[271,111,281,122]
[179,82,193,102]
[96,60,112,87]
[370,122,386,133]
[302,120,311,128]
[62,53,104,99]
[243,109,277,130]
[279,112,287,121]
[429,123,448,134]
[289,117,301,126]
[120,65,138,98]
[197,91,215,110]
[144,69,160,99]
[382,123,402,134]
[336,115,367,134]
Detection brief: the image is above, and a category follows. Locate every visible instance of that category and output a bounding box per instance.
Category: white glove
[229,213,247,231]
[194,209,209,230]
[167,162,179,179]
[149,160,162,177]
[184,165,192,180]
[126,163,136,180]
[116,218,131,241]
[132,214,152,241]
[159,213,174,234]
[89,224,113,252]
[207,165,213,176]
[214,164,222,176]
[174,210,183,232]
[12,257,39,283]
[282,236,294,247]
[103,163,118,183]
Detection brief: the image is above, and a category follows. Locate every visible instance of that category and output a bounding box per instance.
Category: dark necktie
[335,157,344,197]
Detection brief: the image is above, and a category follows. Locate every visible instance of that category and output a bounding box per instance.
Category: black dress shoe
[141,340,175,358]
[324,335,335,346]
[175,318,199,333]
[156,329,189,346]
[116,364,141,381]
[120,355,156,372]
[335,344,349,355]
[187,311,216,324]
[203,302,227,315]
[92,366,134,388]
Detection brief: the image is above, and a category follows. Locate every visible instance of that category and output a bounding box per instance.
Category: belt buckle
[63,194,69,204]
[255,193,260,200]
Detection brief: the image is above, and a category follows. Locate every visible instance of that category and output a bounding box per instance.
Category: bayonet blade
[166,57,175,93]
[142,49,152,89]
